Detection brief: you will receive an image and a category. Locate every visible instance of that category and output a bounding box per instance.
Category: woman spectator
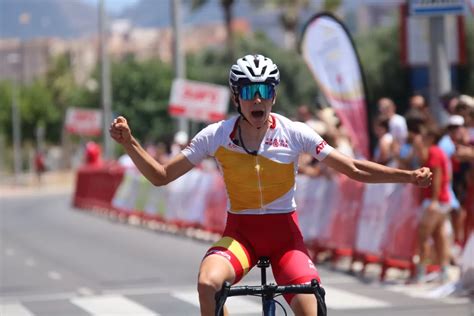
[413,125,452,283]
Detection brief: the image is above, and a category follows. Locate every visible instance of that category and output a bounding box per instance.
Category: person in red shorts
[110,54,433,316]
[414,125,452,283]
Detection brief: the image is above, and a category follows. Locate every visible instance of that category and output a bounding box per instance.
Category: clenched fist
[411,167,432,187]
[109,116,132,145]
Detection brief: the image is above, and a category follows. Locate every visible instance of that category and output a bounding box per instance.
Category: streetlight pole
[428,16,450,125]
[99,0,113,160]
[171,0,188,135]
[7,53,22,184]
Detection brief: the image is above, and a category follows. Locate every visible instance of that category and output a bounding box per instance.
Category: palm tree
[192,0,236,61]
[254,0,309,51]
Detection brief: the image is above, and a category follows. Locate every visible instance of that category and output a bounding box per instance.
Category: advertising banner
[65,108,102,136]
[168,78,230,122]
[301,13,369,158]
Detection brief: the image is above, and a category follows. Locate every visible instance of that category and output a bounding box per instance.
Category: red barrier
[380,184,421,280]
[73,164,124,210]
[316,175,365,264]
[203,174,227,235]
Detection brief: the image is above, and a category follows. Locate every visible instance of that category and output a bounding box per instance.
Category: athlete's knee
[290,293,318,316]
[197,269,225,297]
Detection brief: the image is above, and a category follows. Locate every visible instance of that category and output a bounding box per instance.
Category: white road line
[171,290,262,314]
[77,287,95,296]
[71,294,159,316]
[323,285,391,310]
[5,248,15,256]
[25,258,36,267]
[385,283,471,304]
[47,271,62,281]
[0,292,77,304]
[0,303,34,316]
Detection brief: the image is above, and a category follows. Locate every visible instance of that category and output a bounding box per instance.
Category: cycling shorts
[204,211,320,304]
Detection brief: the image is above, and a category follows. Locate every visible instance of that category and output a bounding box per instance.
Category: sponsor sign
[301,13,369,158]
[65,107,102,136]
[168,79,230,122]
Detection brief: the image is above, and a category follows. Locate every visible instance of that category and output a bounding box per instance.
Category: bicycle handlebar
[227,283,319,296]
[215,279,326,316]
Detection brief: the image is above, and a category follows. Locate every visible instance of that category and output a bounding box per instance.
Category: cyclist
[110,54,433,316]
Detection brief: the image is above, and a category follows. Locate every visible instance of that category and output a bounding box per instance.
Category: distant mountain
[0,0,98,39]
[0,0,326,41]
[118,0,257,28]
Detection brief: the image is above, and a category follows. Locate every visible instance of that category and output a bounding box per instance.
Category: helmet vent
[247,67,256,77]
[254,58,260,68]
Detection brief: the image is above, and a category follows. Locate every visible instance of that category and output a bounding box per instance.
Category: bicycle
[215,257,327,316]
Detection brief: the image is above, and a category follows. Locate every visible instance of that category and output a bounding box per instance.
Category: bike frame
[215,257,327,316]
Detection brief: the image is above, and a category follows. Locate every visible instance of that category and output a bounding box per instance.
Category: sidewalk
[0,170,75,197]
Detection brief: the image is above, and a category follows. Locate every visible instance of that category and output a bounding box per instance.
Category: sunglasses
[239,84,275,101]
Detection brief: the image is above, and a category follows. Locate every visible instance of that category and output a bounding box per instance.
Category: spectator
[296,104,316,123]
[372,117,394,166]
[440,90,460,116]
[170,131,189,157]
[377,97,408,146]
[396,118,424,170]
[34,149,46,183]
[413,125,452,283]
[118,153,135,169]
[155,142,170,164]
[455,95,474,144]
[84,141,102,167]
[405,93,435,126]
[438,115,469,261]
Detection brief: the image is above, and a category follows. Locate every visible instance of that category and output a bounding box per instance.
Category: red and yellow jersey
[182,113,334,214]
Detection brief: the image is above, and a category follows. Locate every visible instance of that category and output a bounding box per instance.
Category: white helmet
[229,54,280,95]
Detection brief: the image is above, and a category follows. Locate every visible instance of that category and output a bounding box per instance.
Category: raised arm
[109,116,194,186]
[322,149,432,187]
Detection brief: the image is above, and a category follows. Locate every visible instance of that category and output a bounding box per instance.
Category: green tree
[354,23,410,114]
[44,53,83,143]
[110,56,174,143]
[20,80,59,142]
[0,81,13,140]
[323,0,342,13]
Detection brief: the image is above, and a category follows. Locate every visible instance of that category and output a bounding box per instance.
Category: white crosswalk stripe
[171,290,263,314]
[71,294,159,316]
[323,285,391,310]
[0,303,34,316]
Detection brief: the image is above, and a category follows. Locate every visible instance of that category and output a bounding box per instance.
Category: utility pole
[99,0,113,160]
[171,0,188,135]
[428,16,450,125]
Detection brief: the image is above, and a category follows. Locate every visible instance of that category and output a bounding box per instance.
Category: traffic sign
[409,0,466,16]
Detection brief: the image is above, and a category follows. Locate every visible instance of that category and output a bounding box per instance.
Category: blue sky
[80,0,140,14]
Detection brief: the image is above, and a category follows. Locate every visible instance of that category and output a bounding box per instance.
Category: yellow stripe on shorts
[213,236,250,274]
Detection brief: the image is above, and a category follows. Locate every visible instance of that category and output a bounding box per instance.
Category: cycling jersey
[182,113,334,214]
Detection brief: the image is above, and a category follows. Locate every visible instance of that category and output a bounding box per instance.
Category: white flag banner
[301,13,369,158]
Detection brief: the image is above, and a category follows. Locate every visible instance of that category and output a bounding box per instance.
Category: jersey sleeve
[294,121,334,161]
[181,123,219,165]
